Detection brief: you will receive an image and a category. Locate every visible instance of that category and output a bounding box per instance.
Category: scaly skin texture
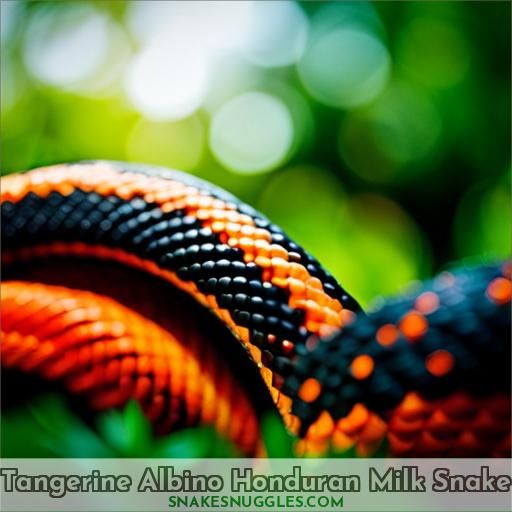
[1,161,511,456]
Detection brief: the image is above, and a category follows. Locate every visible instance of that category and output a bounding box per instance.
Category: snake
[1,161,510,457]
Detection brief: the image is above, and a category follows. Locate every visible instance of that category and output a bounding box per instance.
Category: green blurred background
[1,0,510,306]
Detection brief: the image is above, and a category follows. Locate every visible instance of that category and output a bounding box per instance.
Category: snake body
[1,161,510,456]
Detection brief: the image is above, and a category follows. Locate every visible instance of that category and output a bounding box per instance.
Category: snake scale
[1,161,510,457]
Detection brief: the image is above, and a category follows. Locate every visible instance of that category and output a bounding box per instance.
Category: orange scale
[270,257,290,277]
[388,415,424,437]
[55,182,75,197]
[305,320,321,333]
[212,199,230,210]
[339,307,355,322]
[298,377,322,403]
[419,430,451,453]
[355,442,379,457]
[42,353,77,379]
[270,245,289,260]
[486,277,512,305]
[268,386,280,403]
[116,186,139,200]
[468,410,502,436]
[170,370,185,397]
[306,410,335,440]
[33,183,54,198]
[285,414,301,435]
[350,354,374,380]
[200,382,217,423]
[21,343,56,372]
[172,198,188,211]
[358,413,388,445]
[455,430,481,454]
[68,367,103,393]
[97,183,119,196]
[336,403,369,435]
[143,192,159,204]
[210,221,226,233]
[305,286,328,306]
[238,236,255,251]
[388,432,416,455]
[318,324,338,338]
[288,277,306,295]
[323,308,342,327]
[104,359,121,383]
[90,387,129,410]
[304,299,325,320]
[137,355,152,376]
[281,339,294,355]
[197,196,216,208]
[194,209,214,220]
[91,341,106,363]
[3,345,32,367]
[442,392,477,419]
[215,398,231,433]
[302,439,329,457]
[145,394,166,422]
[294,439,308,457]
[277,393,292,415]
[254,237,270,250]
[306,277,323,290]
[120,356,136,377]
[399,311,428,341]
[396,392,430,421]
[425,349,455,377]
[153,189,178,204]
[426,412,463,437]
[254,228,272,241]
[240,224,256,236]
[254,255,272,269]
[271,277,289,289]
[289,263,309,281]
[77,345,92,366]
[376,323,399,346]
[133,375,153,402]
[331,429,356,452]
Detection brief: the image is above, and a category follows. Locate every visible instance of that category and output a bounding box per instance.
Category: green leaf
[261,412,296,458]
[1,395,114,458]
[96,401,151,457]
[151,427,239,458]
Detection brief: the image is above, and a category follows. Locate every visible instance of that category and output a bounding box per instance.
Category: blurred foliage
[0,1,510,458]
[1,0,510,305]
[2,397,241,458]
[2,397,386,458]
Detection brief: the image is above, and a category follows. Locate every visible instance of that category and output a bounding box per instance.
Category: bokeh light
[241,1,309,68]
[23,5,113,91]
[125,1,252,120]
[209,92,294,174]
[125,33,209,121]
[298,3,390,109]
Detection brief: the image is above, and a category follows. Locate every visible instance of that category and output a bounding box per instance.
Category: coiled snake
[1,162,510,457]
